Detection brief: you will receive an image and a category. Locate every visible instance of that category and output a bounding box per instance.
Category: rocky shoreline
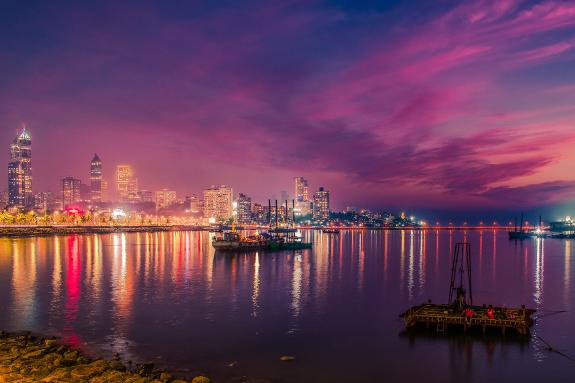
[0,331,209,383]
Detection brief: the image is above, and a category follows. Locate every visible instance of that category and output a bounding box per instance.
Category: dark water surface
[0,230,574,382]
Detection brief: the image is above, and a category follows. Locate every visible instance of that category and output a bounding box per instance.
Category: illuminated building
[90,154,102,202]
[0,190,8,209]
[188,194,200,213]
[80,182,91,201]
[203,185,233,222]
[294,177,311,216]
[116,165,138,201]
[8,127,33,208]
[62,177,81,208]
[313,186,330,220]
[138,190,153,203]
[237,193,252,224]
[155,189,177,209]
[34,191,53,213]
[101,179,109,201]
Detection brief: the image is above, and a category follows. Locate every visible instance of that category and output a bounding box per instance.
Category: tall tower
[294,177,310,216]
[116,164,134,201]
[90,154,102,202]
[61,176,81,209]
[8,126,33,208]
[313,186,330,220]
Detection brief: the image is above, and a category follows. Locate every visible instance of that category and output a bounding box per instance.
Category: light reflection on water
[0,230,574,382]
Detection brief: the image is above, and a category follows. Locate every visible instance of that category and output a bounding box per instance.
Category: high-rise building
[294,176,310,216]
[90,154,102,202]
[34,191,53,213]
[127,176,139,200]
[8,127,33,208]
[138,190,153,203]
[189,194,200,214]
[116,165,137,201]
[203,185,233,222]
[313,186,330,220]
[101,179,109,201]
[237,193,252,224]
[62,177,81,209]
[0,190,8,209]
[155,189,177,209]
[80,182,91,201]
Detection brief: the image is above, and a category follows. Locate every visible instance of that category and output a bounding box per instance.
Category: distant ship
[322,228,340,234]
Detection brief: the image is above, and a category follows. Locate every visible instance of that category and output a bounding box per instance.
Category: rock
[41,367,71,381]
[63,350,79,360]
[137,362,154,375]
[69,359,110,379]
[109,359,126,371]
[43,339,56,347]
[192,376,211,383]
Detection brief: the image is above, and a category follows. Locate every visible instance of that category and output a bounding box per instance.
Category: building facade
[90,154,102,202]
[62,177,81,209]
[313,186,330,220]
[294,176,310,216]
[8,128,33,208]
[237,193,252,224]
[116,165,138,201]
[203,185,233,222]
[155,189,177,209]
[138,190,154,203]
[34,191,53,213]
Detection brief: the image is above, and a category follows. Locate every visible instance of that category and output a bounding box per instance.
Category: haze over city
[2,0,575,220]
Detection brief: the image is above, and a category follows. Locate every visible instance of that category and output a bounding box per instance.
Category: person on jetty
[487,306,495,320]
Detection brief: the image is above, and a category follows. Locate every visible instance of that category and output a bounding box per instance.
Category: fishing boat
[212,230,269,251]
[509,214,550,239]
[400,243,535,335]
[212,199,312,251]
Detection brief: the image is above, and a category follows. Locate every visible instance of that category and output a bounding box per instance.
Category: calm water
[0,230,574,382]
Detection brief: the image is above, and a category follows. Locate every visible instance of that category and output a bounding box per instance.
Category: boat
[212,231,269,251]
[322,228,340,234]
[212,199,312,251]
[400,243,534,335]
[508,215,550,239]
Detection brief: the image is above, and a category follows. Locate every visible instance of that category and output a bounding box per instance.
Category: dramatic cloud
[1,0,575,214]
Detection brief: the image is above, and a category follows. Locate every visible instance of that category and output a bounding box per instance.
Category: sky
[1,0,575,220]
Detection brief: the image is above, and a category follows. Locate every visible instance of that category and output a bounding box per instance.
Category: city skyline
[2,1,575,220]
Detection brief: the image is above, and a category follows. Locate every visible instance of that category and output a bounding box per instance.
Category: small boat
[212,231,269,251]
[322,228,340,234]
[212,227,312,251]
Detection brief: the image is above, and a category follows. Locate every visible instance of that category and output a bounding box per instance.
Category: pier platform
[401,303,535,335]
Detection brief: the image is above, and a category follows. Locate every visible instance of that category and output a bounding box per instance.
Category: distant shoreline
[0,224,513,238]
[0,225,203,238]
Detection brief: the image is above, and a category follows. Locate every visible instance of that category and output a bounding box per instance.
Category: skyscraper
[155,189,177,209]
[90,154,102,202]
[116,164,137,201]
[237,193,252,224]
[8,127,33,208]
[294,176,310,216]
[62,176,81,209]
[313,186,330,220]
[203,185,233,222]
